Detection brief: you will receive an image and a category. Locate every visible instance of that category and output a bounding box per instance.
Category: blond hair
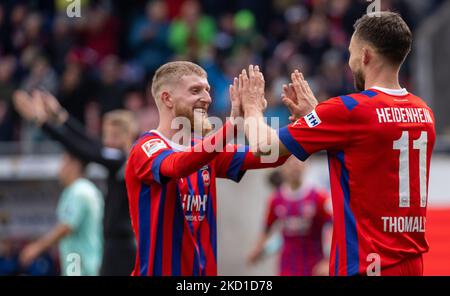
[150,61,207,107]
[103,110,138,137]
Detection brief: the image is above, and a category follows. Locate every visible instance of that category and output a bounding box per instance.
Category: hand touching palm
[282,70,318,122]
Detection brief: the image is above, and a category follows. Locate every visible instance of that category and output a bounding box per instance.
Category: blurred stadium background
[0,0,449,275]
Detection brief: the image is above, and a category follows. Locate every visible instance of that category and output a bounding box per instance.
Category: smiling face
[152,62,214,136]
[170,74,212,135]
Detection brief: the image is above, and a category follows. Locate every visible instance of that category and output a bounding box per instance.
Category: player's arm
[159,120,236,178]
[313,192,333,276]
[14,90,125,170]
[131,120,237,184]
[247,193,279,264]
[239,66,318,158]
[20,224,72,267]
[20,186,91,267]
[240,66,352,159]
[221,76,290,171]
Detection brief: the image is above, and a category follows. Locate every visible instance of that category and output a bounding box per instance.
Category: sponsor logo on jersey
[304,110,322,128]
[141,138,167,157]
[182,194,208,222]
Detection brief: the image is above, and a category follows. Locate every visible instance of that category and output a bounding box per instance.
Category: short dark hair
[353,12,412,65]
[66,151,89,171]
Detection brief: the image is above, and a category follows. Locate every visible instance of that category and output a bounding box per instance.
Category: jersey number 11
[393,131,428,208]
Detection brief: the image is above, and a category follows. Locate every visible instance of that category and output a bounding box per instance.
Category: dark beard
[353,70,365,92]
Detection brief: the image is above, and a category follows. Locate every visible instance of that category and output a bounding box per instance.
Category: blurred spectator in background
[48,16,76,73]
[169,0,216,60]
[0,55,18,141]
[248,158,332,276]
[0,240,19,276]
[20,56,58,94]
[0,0,445,144]
[123,85,159,133]
[74,4,120,65]
[0,239,58,276]
[19,152,104,276]
[128,0,172,75]
[94,55,126,116]
[13,90,138,275]
[0,4,10,55]
[57,62,89,125]
[19,56,58,142]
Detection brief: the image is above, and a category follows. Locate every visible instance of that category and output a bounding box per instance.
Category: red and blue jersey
[278,87,436,275]
[265,185,331,276]
[125,129,282,276]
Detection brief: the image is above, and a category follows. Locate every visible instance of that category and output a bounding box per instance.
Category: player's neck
[288,180,302,191]
[156,124,177,142]
[155,120,190,147]
[364,65,402,90]
[62,174,82,188]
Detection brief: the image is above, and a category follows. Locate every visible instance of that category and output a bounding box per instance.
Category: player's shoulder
[406,92,433,109]
[322,89,380,112]
[131,131,170,158]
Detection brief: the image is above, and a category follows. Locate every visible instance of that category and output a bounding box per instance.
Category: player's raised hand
[13,90,47,125]
[13,90,34,121]
[40,91,69,124]
[239,65,267,114]
[229,77,242,119]
[254,65,268,112]
[282,70,318,121]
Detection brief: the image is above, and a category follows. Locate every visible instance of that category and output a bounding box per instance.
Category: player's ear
[160,91,174,108]
[362,47,371,65]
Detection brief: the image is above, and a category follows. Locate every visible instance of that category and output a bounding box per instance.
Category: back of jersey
[278,87,436,275]
[331,87,436,275]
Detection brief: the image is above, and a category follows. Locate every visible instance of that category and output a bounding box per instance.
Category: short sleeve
[129,135,175,185]
[57,192,86,229]
[277,97,351,160]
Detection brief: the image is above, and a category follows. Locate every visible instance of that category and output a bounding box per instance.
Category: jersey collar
[370,86,409,96]
[149,129,188,152]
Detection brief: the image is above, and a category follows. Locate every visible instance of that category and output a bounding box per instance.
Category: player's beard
[174,104,213,136]
[353,69,366,92]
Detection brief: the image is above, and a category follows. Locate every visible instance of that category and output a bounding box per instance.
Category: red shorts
[381,255,423,276]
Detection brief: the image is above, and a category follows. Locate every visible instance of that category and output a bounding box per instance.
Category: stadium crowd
[0,0,443,145]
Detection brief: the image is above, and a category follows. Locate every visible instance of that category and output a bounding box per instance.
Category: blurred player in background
[125,61,289,276]
[238,12,436,276]
[13,91,137,275]
[19,152,104,276]
[248,157,331,276]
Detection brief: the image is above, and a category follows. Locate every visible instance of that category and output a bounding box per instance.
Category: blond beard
[175,105,213,136]
[193,112,213,136]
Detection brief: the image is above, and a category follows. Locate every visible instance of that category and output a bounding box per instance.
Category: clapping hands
[282,70,318,121]
[13,90,68,125]
[228,66,317,121]
[229,65,267,119]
